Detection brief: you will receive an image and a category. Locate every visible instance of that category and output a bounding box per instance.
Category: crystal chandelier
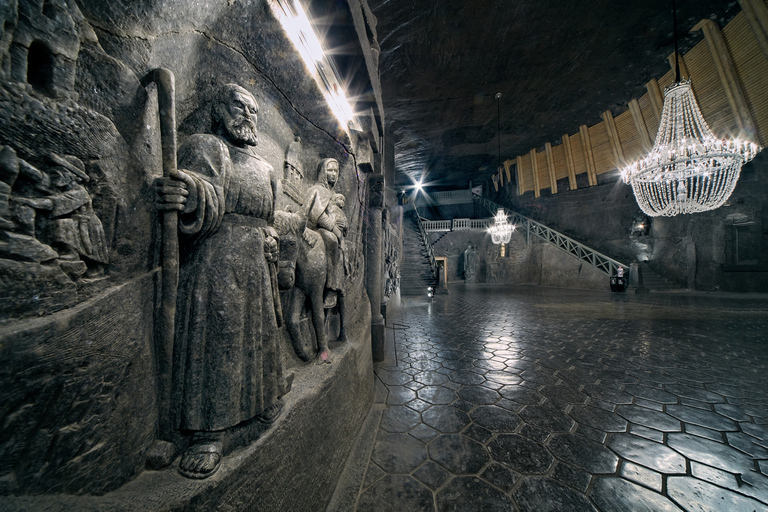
[488,93,514,245]
[621,0,760,217]
[489,209,514,244]
[621,80,759,216]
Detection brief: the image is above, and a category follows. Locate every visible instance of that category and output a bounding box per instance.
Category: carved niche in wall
[0,0,124,320]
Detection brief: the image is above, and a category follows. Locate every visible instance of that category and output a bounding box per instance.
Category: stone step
[639,264,681,291]
[399,211,436,295]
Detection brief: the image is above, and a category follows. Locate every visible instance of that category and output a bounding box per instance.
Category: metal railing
[414,212,438,283]
[423,218,492,232]
[473,194,629,277]
[423,219,452,232]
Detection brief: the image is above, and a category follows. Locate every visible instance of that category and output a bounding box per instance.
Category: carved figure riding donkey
[274,158,348,363]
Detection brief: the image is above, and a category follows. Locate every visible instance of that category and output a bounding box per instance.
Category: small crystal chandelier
[488,93,514,245]
[489,209,514,244]
[621,0,760,217]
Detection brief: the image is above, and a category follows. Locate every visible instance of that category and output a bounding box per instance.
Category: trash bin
[610,276,626,292]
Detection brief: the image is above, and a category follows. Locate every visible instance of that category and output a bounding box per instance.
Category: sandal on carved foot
[257,400,283,425]
[178,439,223,479]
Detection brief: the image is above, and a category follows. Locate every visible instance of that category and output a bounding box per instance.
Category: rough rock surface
[369,0,739,188]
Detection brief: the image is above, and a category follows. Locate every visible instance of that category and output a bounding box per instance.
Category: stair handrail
[472,194,629,277]
[414,212,438,284]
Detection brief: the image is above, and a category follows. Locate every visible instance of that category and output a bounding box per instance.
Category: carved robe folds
[306,183,344,295]
[171,134,285,432]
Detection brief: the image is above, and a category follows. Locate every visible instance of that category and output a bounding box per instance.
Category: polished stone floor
[337,285,768,511]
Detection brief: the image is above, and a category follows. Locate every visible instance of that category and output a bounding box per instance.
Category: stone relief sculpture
[0,147,109,279]
[282,135,305,206]
[274,158,349,363]
[0,0,379,503]
[307,158,347,309]
[383,211,400,298]
[156,83,288,479]
[13,153,109,278]
[464,242,477,283]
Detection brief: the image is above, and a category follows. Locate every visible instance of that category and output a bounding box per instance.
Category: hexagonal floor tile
[428,434,490,475]
[436,476,515,511]
[548,433,619,474]
[371,432,428,474]
[487,434,553,474]
[357,475,434,511]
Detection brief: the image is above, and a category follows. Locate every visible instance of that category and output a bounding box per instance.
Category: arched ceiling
[368,0,740,189]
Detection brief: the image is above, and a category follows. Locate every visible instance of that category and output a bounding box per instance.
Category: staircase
[639,263,681,291]
[473,195,629,277]
[475,194,685,292]
[400,210,437,295]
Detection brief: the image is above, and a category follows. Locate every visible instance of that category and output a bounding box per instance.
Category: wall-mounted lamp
[269,0,361,132]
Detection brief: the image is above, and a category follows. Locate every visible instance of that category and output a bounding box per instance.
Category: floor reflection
[351,285,768,511]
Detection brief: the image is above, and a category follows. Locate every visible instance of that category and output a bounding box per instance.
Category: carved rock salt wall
[0,0,381,505]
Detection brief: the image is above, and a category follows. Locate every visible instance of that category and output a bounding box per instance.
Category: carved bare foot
[337,330,348,342]
[178,439,223,479]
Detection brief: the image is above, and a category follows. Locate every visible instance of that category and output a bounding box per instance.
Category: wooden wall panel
[552,143,568,181]
[637,93,660,141]
[537,149,550,190]
[588,122,614,174]
[616,109,643,163]
[657,68,676,92]
[725,12,768,145]
[521,153,533,194]
[569,131,587,177]
[684,36,736,137]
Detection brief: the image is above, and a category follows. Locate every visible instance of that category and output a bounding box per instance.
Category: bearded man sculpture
[156,84,287,479]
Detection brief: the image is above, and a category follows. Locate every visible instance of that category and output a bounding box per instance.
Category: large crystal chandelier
[489,209,514,244]
[621,0,760,217]
[621,80,759,216]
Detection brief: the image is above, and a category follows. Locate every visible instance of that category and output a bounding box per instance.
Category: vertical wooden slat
[602,110,626,169]
[544,142,558,194]
[562,134,578,191]
[646,79,664,124]
[530,148,541,198]
[692,18,758,137]
[579,125,598,186]
[667,51,690,78]
[739,0,768,61]
[629,99,653,151]
[503,159,512,183]
[516,155,525,195]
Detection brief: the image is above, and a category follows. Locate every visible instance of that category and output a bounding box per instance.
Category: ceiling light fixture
[621,0,760,216]
[269,0,360,132]
[488,93,515,245]
[489,208,514,245]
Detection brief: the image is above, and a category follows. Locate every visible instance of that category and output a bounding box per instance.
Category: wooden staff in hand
[141,68,179,444]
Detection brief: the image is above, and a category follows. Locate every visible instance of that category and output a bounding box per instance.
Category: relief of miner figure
[155,84,287,479]
[306,158,347,312]
[12,154,109,278]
